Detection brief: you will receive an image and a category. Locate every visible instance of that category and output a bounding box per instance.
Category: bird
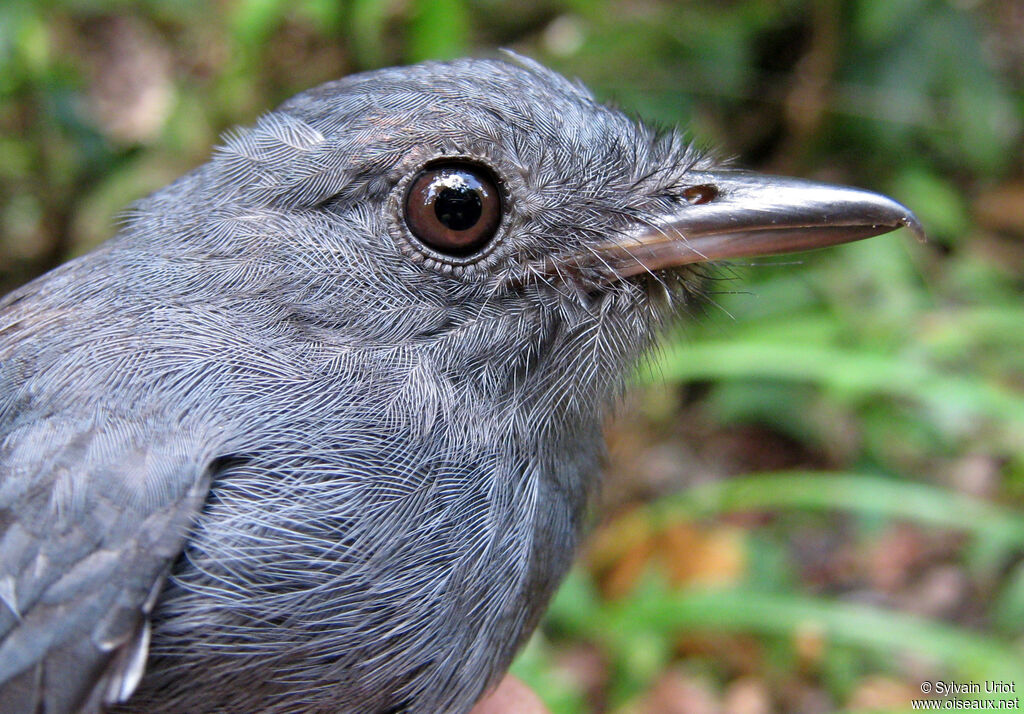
[0,54,922,714]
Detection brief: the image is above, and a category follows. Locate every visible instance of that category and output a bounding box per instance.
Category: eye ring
[403,161,503,257]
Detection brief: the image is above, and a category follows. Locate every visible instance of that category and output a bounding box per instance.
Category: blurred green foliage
[1,1,1022,712]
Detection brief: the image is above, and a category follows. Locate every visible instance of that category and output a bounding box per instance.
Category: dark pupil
[435,186,482,231]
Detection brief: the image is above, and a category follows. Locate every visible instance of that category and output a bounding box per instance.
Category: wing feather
[0,414,212,714]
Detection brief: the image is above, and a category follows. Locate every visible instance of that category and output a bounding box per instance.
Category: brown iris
[404,162,502,257]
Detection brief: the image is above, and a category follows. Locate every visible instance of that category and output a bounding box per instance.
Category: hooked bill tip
[899,213,928,243]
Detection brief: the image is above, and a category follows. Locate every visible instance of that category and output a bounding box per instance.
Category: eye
[404,162,502,256]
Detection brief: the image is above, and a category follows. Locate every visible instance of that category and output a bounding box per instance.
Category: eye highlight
[404,162,502,256]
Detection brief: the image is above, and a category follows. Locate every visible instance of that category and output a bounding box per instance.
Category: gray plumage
[0,56,711,713]
[0,54,920,713]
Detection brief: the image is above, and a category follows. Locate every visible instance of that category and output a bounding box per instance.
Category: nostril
[682,184,718,205]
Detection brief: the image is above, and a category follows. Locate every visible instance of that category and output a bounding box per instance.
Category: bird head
[141,55,920,428]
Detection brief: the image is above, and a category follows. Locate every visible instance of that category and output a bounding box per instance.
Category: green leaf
[642,340,1024,431]
[349,0,392,68]
[644,472,1024,551]
[229,0,290,50]
[407,0,469,63]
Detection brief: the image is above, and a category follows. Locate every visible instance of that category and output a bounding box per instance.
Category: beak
[591,170,924,278]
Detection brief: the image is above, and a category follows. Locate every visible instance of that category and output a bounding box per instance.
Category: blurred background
[1,1,1022,712]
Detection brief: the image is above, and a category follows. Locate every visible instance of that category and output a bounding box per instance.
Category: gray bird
[0,55,921,713]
